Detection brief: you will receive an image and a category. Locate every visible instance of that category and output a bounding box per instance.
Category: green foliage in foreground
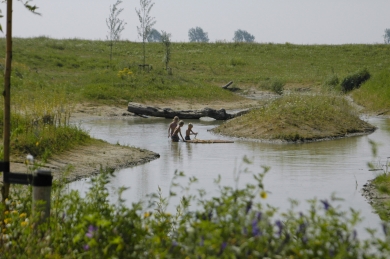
[352,68,390,113]
[0,165,389,258]
[213,94,375,141]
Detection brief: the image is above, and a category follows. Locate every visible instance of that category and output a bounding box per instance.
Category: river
[69,115,390,239]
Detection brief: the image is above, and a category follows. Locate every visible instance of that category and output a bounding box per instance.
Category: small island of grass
[212,94,376,142]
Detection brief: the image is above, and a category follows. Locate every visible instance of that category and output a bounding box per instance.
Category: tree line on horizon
[107,0,256,71]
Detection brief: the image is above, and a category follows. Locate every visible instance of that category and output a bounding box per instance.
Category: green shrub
[260,78,285,95]
[323,74,339,87]
[1,164,389,258]
[341,68,370,92]
[229,57,246,66]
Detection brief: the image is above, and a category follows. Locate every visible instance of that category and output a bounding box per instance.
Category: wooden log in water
[127,102,249,120]
[185,139,234,143]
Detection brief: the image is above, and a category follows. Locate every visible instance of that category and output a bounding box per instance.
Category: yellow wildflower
[4,218,11,224]
[4,211,9,215]
[144,212,150,218]
[19,213,27,218]
[20,221,28,227]
[260,191,267,199]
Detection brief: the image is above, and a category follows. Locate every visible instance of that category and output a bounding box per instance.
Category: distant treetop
[384,28,390,44]
[188,27,209,43]
[233,29,255,43]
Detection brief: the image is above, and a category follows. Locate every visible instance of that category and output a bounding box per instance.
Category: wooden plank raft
[185,139,234,143]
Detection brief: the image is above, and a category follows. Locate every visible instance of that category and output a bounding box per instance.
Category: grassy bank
[212,94,375,142]
[352,68,390,114]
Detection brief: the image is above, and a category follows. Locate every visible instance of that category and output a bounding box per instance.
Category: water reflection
[70,116,390,238]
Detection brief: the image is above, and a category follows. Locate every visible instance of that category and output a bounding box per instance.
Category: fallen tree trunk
[127,102,249,120]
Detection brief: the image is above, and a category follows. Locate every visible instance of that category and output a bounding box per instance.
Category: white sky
[2,0,390,44]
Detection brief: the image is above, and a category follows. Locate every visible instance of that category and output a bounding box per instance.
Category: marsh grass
[0,87,90,160]
[213,93,375,141]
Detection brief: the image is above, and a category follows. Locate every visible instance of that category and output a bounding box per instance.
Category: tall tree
[2,0,40,203]
[106,0,126,67]
[188,27,209,43]
[384,28,390,44]
[148,28,162,42]
[233,29,255,43]
[161,31,171,72]
[136,0,156,67]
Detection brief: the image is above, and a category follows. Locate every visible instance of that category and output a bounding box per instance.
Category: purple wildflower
[218,242,227,255]
[297,222,307,235]
[251,219,261,236]
[320,199,331,210]
[86,225,98,238]
[353,229,358,240]
[256,211,262,221]
[275,220,283,237]
[169,241,178,253]
[83,244,90,251]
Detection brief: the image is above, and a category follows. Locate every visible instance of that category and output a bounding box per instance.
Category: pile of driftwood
[127,102,249,120]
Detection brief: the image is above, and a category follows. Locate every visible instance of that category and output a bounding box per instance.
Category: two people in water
[168,116,198,142]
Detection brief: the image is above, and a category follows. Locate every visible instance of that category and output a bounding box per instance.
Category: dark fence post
[2,162,53,225]
[32,170,53,224]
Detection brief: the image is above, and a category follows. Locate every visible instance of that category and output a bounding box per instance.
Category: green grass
[371,173,390,221]
[0,37,388,159]
[213,94,375,141]
[352,68,390,114]
[2,38,390,107]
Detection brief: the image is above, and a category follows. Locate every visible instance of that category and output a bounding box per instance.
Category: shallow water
[70,115,390,238]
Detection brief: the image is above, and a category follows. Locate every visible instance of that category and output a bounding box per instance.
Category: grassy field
[1,39,390,256]
[0,37,390,107]
[0,37,389,155]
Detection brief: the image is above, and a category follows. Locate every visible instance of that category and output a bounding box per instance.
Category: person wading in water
[168,116,179,138]
[171,120,185,142]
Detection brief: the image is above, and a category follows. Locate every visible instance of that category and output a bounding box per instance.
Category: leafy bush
[340,68,371,92]
[1,163,389,258]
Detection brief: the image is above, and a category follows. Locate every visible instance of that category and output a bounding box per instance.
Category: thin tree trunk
[2,0,12,202]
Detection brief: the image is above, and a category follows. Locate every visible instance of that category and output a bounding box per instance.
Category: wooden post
[32,170,52,224]
[1,0,13,203]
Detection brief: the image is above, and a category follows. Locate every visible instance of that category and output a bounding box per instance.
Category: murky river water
[70,115,390,238]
